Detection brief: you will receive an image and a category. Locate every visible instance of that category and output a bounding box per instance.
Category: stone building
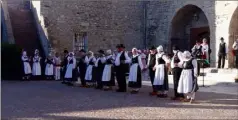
[2,0,238,68]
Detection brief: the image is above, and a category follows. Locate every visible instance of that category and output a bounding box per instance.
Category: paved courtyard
[2,80,238,119]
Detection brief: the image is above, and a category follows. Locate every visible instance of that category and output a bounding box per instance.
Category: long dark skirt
[154,66,169,91]
[128,66,142,88]
[102,67,115,86]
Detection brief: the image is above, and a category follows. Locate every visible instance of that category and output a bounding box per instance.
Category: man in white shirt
[115,44,131,92]
[171,45,184,100]
[218,37,228,68]
[232,39,238,68]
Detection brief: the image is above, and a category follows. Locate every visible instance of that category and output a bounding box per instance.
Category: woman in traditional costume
[64,52,77,86]
[177,51,199,103]
[54,52,61,81]
[153,45,171,98]
[85,51,97,86]
[95,50,106,89]
[102,50,115,91]
[128,48,143,94]
[201,38,209,62]
[32,49,42,79]
[45,53,54,80]
[21,50,32,80]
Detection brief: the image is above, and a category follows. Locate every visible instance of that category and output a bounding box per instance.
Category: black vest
[148,54,156,68]
[193,45,202,58]
[183,58,194,69]
[78,56,87,70]
[157,54,166,64]
[23,56,29,62]
[46,58,54,64]
[173,51,180,63]
[62,55,68,66]
[69,58,73,64]
[89,57,95,65]
[118,51,129,73]
[132,55,139,64]
[97,58,105,69]
[106,56,113,65]
[218,43,226,55]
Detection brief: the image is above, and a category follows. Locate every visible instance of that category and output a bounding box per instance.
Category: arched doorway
[228,7,238,68]
[170,5,210,58]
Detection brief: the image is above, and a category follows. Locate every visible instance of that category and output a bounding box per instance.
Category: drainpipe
[143,1,148,49]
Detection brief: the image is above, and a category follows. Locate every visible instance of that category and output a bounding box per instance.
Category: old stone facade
[40,0,145,54]
[4,0,238,67]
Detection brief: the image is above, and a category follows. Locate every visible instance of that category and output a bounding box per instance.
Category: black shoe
[130,91,139,94]
[61,81,67,84]
[116,89,126,92]
[67,82,74,86]
[157,94,163,98]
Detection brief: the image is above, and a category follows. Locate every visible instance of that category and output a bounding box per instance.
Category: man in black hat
[95,49,106,89]
[61,49,69,84]
[146,46,157,95]
[218,37,228,68]
[77,49,89,87]
[170,45,184,100]
[114,44,131,92]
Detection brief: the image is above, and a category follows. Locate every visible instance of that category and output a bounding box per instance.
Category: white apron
[22,56,32,74]
[45,64,54,76]
[102,64,112,82]
[177,70,193,93]
[153,64,165,85]
[85,65,93,81]
[32,56,41,75]
[64,58,75,78]
[128,64,139,82]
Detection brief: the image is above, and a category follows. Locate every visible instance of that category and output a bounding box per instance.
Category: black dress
[102,57,115,86]
[154,54,169,92]
[128,55,142,88]
[95,58,105,88]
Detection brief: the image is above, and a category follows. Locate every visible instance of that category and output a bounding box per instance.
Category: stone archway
[169,5,210,57]
[228,7,238,68]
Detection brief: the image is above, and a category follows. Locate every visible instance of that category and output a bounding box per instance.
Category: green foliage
[1,43,23,80]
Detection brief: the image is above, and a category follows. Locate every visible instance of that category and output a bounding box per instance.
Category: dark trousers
[115,66,127,91]
[149,68,155,92]
[172,67,184,98]
[96,68,104,88]
[79,68,86,85]
[61,66,67,81]
[235,55,238,68]
[197,61,200,76]
[218,55,226,68]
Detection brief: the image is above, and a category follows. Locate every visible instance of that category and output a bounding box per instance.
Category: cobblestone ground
[2,80,238,119]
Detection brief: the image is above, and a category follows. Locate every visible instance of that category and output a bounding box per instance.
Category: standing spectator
[21,50,32,80]
[61,49,69,84]
[232,39,238,68]
[218,37,228,69]
[54,52,61,81]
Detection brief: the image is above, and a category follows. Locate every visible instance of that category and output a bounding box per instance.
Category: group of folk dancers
[21,44,199,103]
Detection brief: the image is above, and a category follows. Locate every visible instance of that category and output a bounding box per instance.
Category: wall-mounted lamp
[193,13,199,21]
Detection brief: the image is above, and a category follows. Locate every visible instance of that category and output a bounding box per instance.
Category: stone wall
[40,0,145,53]
[147,0,238,67]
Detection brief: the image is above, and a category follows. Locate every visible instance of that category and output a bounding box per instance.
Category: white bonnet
[183,51,192,59]
[106,49,112,55]
[157,45,163,52]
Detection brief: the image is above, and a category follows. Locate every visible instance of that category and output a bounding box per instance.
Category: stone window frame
[73,32,88,53]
